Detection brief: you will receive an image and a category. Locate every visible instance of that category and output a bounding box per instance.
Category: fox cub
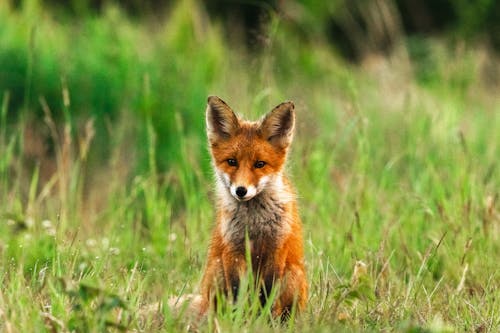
[194,96,307,320]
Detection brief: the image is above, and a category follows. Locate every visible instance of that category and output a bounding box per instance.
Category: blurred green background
[0,0,499,331]
[1,0,499,175]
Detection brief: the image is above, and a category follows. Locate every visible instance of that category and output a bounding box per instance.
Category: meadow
[0,1,499,331]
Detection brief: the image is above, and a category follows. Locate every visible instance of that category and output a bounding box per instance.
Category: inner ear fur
[260,101,295,148]
[206,96,240,141]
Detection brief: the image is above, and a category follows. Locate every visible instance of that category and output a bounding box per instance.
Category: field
[0,1,499,332]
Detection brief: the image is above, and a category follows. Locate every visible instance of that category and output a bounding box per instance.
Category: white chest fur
[216,174,293,251]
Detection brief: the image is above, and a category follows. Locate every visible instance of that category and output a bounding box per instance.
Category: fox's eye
[227,159,238,167]
[254,161,266,168]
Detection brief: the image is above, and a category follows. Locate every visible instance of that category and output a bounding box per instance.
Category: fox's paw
[168,294,206,317]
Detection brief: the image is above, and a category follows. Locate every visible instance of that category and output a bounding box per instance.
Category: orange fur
[196,96,307,320]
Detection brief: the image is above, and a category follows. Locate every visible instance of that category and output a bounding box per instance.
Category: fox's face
[206,96,295,202]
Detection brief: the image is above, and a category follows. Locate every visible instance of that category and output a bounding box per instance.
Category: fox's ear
[260,101,295,149]
[206,96,240,141]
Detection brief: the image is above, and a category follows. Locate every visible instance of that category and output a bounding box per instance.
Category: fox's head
[206,96,295,202]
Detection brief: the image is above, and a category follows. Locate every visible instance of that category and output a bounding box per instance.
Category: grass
[0,0,499,332]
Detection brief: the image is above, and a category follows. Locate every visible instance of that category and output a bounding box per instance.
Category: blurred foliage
[7,1,500,53]
[0,0,499,175]
[0,0,225,173]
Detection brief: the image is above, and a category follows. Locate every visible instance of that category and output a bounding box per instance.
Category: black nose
[235,186,247,198]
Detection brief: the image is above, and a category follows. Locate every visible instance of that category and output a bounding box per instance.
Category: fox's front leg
[199,230,227,315]
[199,254,224,315]
[221,248,246,302]
[273,264,307,320]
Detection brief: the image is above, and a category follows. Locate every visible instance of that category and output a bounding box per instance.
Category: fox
[179,95,308,321]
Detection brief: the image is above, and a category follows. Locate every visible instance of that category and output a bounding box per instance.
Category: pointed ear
[206,96,240,141]
[260,101,295,149]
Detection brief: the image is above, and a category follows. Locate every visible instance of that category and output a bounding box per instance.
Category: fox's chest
[220,196,288,254]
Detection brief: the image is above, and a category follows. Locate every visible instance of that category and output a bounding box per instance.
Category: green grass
[0,1,499,332]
